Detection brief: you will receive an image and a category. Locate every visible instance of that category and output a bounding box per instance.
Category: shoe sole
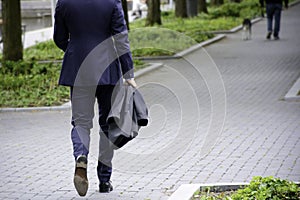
[74,175,89,196]
[99,184,113,193]
[99,189,113,193]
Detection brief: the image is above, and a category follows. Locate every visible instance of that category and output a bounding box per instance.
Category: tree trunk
[186,0,198,17]
[210,0,223,6]
[198,0,208,13]
[175,0,188,18]
[145,0,162,26]
[121,0,130,30]
[1,0,23,61]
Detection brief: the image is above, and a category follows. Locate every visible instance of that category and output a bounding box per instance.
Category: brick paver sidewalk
[0,3,299,200]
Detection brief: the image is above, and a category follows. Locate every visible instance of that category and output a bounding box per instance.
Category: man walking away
[260,0,288,40]
[53,0,137,196]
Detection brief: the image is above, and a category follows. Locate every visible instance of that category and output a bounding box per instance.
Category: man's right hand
[126,78,137,88]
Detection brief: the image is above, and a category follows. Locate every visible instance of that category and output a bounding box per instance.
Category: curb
[0,102,71,113]
[134,34,226,60]
[134,62,163,78]
[230,17,262,33]
[207,17,263,34]
[284,76,300,101]
[176,34,226,57]
[282,0,300,102]
[289,0,300,7]
[168,183,249,200]
[168,181,300,200]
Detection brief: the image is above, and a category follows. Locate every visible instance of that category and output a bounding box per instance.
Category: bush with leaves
[0,60,69,107]
[209,0,261,19]
[193,176,300,200]
[231,176,300,200]
[209,3,242,18]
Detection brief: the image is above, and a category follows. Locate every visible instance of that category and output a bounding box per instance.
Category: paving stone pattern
[0,4,300,200]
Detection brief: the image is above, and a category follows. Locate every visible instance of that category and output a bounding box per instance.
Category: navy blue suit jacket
[54,0,134,86]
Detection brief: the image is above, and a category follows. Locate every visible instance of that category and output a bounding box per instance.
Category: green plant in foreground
[193,177,300,200]
[231,176,300,200]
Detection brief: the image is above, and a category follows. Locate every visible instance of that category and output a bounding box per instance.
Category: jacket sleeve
[111,0,134,79]
[53,0,69,52]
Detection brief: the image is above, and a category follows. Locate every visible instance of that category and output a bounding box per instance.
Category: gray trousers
[70,85,115,182]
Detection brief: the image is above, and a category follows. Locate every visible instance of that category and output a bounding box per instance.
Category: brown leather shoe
[73,155,88,196]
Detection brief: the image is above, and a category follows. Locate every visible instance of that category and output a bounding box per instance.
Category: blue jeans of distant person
[70,85,115,183]
[266,3,282,37]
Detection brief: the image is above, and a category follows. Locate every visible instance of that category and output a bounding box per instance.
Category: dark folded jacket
[107,85,148,149]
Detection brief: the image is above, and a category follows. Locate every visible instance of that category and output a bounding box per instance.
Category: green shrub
[0,61,69,107]
[209,3,242,18]
[239,0,262,19]
[24,40,64,61]
[209,0,261,19]
[232,176,300,200]
[129,27,198,56]
[192,177,300,200]
[0,60,34,75]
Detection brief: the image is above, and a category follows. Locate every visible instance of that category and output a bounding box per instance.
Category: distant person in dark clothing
[260,0,288,40]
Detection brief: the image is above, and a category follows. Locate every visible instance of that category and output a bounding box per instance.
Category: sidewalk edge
[176,34,226,57]
[169,181,300,200]
[168,183,249,200]
[284,76,300,101]
[289,0,300,7]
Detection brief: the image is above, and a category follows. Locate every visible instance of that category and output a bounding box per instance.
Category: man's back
[54,0,116,52]
[54,0,132,86]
